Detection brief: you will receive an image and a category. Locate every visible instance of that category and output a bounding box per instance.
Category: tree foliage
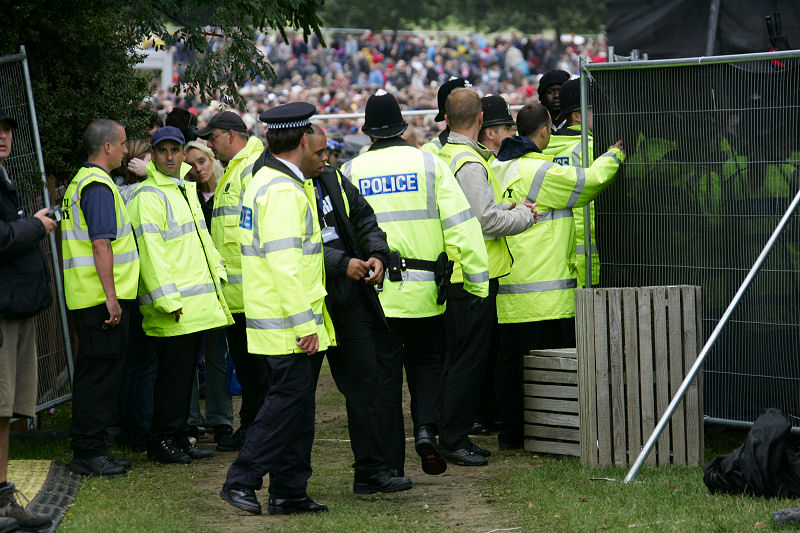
[0,0,326,180]
[318,0,606,36]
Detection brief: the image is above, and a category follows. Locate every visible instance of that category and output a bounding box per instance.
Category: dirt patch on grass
[186,362,503,532]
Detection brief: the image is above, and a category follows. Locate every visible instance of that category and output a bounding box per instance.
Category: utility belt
[386,251,454,305]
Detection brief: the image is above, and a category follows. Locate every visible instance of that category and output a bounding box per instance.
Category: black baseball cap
[0,110,18,129]
[196,111,248,139]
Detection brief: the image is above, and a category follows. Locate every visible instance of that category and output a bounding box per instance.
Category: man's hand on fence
[610,140,625,155]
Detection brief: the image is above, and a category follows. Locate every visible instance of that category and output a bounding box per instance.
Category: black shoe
[0,516,17,533]
[0,482,51,531]
[469,421,491,436]
[175,436,214,460]
[268,496,328,515]
[105,453,132,470]
[441,448,488,466]
[69,455,127,477]
[220,484,261,515]
[353,470,413,494]
[147,438,191,464]
[213,425,234,443]
[216,426,246,451]
[414,425,447,476]
[470,442,492,457]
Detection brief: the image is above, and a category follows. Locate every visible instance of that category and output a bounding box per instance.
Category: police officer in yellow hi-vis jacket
[127,126,233,465]
[491,103,624,449]
[221,103,334,517]
[342,90,489,479]
[62,119,140,478]
[196,111,269,451]
[436,88,539,466]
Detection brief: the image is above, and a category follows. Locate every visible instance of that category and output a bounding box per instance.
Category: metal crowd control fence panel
[0,47,73,415]
[582,50,800,429]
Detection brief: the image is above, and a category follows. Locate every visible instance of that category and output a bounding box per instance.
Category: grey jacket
[446,132,535,237]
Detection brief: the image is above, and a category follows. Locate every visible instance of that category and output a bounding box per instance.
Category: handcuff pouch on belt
[386,251,454,304]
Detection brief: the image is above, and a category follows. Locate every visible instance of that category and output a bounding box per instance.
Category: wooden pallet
[575,286,704,467]
[523,348,580,457]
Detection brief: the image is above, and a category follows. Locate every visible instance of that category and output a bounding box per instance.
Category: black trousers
[225,354,316,498]
[440,279,499,450]
[495,318,576,440]
[373,315,444,474]
[226,313,270,429]
[311,302,381,477]
[71,300,132,458]
[150,331,204,439]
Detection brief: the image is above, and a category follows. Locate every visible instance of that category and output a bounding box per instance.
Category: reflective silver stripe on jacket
[212,205,241,218]
[62,249,139,270]
[449,151,477,174]
[571,143,583,166]
[601,151,622,165]
[576,244,599,255]
[566,167,586,208]
[65,172,133,240]
[464,270,490,283]
[403,271,436,282]
[441,207,474,230]
[138,282,216,305]
[526,161,556,204]
[245,174,317,258]
[498,278,577,295]
[537,209,574,222]
[227,274,243,285]
[246,309,323,330]
[134,221,197,241]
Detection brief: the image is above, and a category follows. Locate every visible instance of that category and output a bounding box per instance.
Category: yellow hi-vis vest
[421,137,444,155]
[127,162,232,337]
[543,127,598,287]
[61,166,140,310]
[342,144,488,318]
[210,136,264,313]
[492,146,625,323]
[436,142,512,280]
[239,164,335,355]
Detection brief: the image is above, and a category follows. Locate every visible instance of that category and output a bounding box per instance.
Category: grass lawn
[10,363,800,532]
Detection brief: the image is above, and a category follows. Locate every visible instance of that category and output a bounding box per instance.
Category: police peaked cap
[435,77,472,122]
[258,102,316,130]
[481,95,514,127]
[362,90,408,139]
[556,78,591,121]
[537,69,570,96]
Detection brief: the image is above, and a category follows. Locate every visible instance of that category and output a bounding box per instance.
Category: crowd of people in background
[148,29,607,143]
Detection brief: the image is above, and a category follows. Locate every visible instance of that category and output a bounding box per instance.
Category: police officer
[196,111,269,451]
[342,90,489,478]
[62,119,140,477]
[436,89,538,466]
[306,124,412,494]
[492,103,624,448]
[421,77,472,154]
[542,78,598,287]
[220,103,334,516]
[477,95,517,156]
[127,126,232,464]
[537,70,570,132]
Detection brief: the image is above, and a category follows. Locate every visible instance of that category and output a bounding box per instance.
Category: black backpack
[704,408,800,497]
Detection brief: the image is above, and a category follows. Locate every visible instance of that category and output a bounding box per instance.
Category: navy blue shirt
[80,163,118,241]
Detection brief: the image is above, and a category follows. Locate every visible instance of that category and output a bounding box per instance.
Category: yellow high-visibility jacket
[210,136,264,313]
[61,165,139,310]
[128,162,232,336]
[240,159,335,354]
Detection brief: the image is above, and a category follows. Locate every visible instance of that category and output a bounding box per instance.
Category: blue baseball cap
[151,125,185,147]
